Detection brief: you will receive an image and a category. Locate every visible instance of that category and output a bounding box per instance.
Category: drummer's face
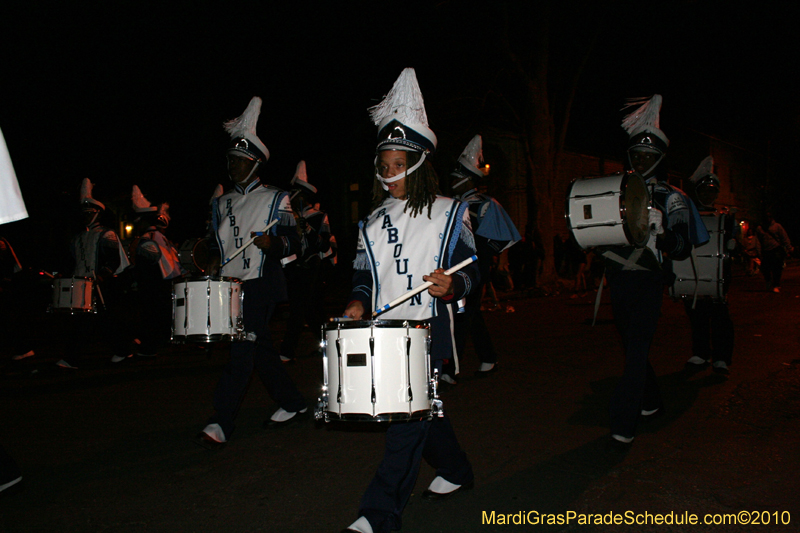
[629,149,661,178]
[697,185,718,207]
[227,155,258,185]
[379,150,408,199]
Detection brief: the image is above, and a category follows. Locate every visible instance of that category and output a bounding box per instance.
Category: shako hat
[290,160,317,194]
[79,178,105,210]
[621,94,669,154]
[369,68,437,154]
[452,134,485,180]
[690,155,720,189]
[224,97,270,163]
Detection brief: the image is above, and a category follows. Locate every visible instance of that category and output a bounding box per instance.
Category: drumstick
[220,219,278,268]
[372,255,478,318]
[329,316,355,323]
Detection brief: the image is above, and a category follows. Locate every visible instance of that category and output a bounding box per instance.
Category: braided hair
[371,151,440,218]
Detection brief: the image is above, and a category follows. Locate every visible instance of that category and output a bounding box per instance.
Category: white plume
[369,68,430,129]
[224,96,262,139]
[621,94,663,137]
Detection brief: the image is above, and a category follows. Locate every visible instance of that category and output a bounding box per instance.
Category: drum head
[621,174,650,247]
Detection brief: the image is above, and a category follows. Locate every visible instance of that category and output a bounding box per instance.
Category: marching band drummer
[57,179,130,369]
[118,186,185,362]
[340,68,478,533]
[682,157,735,375]
[194,96,307,450]
[443,134,520,383]
[598,95,708,446]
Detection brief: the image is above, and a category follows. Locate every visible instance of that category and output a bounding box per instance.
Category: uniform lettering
[387,227,399,243]
[242,257,250,270]
[226,199,232,208]
[235,237,243,248]
[395,259,408,275]
[409,293,422,306]
[233,226,240,237]
[381,215,393,229]
[406,275,413,290]
[229,215,236,227]
[393,244,402,258]
[375,208,386,218]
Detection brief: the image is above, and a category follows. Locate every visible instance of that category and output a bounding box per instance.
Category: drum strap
[689,246,699,310]
[600,248,649,271]
[591,267,606,327]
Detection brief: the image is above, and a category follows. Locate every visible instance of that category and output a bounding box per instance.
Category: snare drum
[50,277,95,313]
[671,213,729,301]
[171,276,244,343]
[178,238,211,274]
[566,172,650,249]
[316,320,439,422]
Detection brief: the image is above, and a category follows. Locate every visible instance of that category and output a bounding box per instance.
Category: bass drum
[178,238,211,274]
[566,172,650,249]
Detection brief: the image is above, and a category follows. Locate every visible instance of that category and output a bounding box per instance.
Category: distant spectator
[756,213,792,293]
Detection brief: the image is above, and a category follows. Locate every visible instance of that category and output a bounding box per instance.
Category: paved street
[1,263,799,532]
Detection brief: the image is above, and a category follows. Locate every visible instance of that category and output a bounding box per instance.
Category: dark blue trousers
[608,270,664,439]
[683,298,734,366]
[359,414,473,532]
[208,277,306,438]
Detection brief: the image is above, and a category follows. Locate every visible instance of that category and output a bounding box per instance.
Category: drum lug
[336,336,344,405]
[405,334,413,403]
[430,369,443,417]
[369,328,377,411]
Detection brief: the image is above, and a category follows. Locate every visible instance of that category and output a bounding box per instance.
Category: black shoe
[422,479,474,501]
[193,432,226,450]
[263,408,309,429]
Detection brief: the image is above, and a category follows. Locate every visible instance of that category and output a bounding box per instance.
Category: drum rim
[54,276,94,282]
[175,275,243,284]
[324,319,430,330]
[325,411,433,423]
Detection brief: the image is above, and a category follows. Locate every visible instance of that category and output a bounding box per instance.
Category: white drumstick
[220,219,278,268]
[372,255,477,317]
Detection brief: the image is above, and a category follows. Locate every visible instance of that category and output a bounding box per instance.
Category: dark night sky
[2,0,799,265]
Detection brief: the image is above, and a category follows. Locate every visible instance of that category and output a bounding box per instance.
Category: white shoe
[427,476,461,494]
[612,434,634,444]
[110,354,132,363]
[269,407,308,423]
[344,517,373,533]
[687,356,708,365]
[641,408,659,416]
[279,355,291,362]
[477,362,495,372]
[55,359,78,370]
[440,374,457,385]
[11,350,34,361]
[201,423,226,443]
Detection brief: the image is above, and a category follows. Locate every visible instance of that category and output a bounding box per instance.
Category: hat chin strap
[627,151,664,180]
[451,175,472,191]
[231,160,261,185]
[376,152,427,191]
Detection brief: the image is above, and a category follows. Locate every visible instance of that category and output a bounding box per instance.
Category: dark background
[2,0,798,270]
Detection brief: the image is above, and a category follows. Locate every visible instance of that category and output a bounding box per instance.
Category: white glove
[649,208,665,236]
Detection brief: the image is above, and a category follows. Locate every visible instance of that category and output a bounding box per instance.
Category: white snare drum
[178,238,211,274]
[171,276,244,343]
[566,172,650,249]
[671,213,729,300]
[316,320,441,422]
[50,277,95,313]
